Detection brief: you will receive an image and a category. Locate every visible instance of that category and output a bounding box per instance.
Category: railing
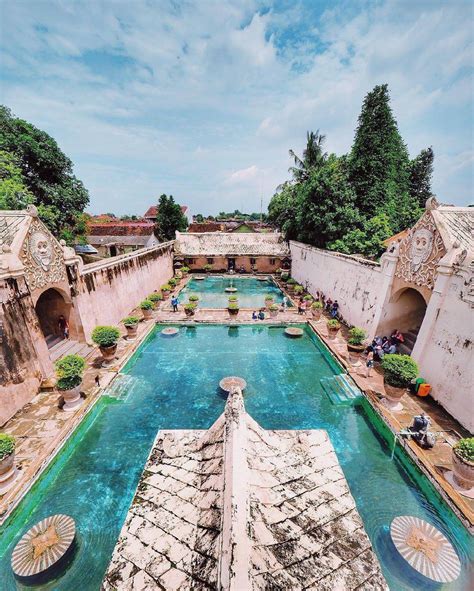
[81,240,175,274]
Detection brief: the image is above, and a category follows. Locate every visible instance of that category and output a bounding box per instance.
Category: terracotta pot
[100,344,117,366]
[311,309,322,320]
[269,309,278,318]
[383,381,406,411]
[0,452,16,493]
[265,299,274,310]
[452,449,474,489]
[287,284,295,292]
[327,326,340,339]
[228,308,239,316]
[347,343,365,352]
[125,324,138,340]
[184,308,195,317]
[162,290,170,300]
[0,452,15,479]
[142,308,153,320]
[61,385,83,412]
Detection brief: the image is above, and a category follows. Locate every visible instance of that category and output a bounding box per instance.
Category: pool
[0,325,471,590]
[178,275,291,308]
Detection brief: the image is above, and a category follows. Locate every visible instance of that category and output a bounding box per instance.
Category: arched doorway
[35,288,71,348]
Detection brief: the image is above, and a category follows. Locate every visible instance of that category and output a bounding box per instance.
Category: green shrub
[453,438,474,463]
[91,326,121,348]
[303,294,313,301]
[0,433,15,460]
[280,273,289,282]
[228,303,239,310]
[139,299,154,310]
[203,264,213,272]
[228,295,238,302]
[269,304,279,311]
[311,301,323,309]
[123,316,140,326]
[184,303,196,312]
[287,278,296,285]
[168,278,177,287]
[148,292,163,302]
[161,284,171,292]
[382,354,418,388]
[327,319,341,330]
[348,327,366,346]
[188,294,200,302]
[181,266,190,273]
[294,285,304,294]
[264,294,274,301]
[55,354,86,391]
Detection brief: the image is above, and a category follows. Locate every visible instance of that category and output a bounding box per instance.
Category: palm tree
[289,130,327,181]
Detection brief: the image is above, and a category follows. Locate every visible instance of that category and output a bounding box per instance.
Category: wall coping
[80,240,175,275]
[290,240,381,269]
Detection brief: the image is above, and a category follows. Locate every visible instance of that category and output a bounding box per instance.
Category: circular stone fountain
[225,287,238,292]
[257,276,268,281]
[161,327,179,337]
[219,376,247,393]
[11,514,76,580]
[194,275,205,280]
[285,327,304,338]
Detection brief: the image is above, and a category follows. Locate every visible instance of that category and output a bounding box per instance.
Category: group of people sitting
[252,309,266,320]
[366,329,405,360]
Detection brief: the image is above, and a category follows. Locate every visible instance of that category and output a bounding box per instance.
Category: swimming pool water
[178,275,291,308]
[0,325,471,590]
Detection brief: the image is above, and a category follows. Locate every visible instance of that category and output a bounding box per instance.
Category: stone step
[50,339,94,362]
[45,334,62,348]
[398,343,412,356]
[320,374,362,406]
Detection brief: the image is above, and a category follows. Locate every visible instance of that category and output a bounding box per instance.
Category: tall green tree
[155,194,188,241]
[289,130,327,182]
[409,147,434,207]
[0,150,34,210]
[0,105,89,236]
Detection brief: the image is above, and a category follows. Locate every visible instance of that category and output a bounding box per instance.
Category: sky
[0,0,472,216]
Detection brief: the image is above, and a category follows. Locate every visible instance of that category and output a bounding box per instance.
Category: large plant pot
[142,308,153,320]
[383,381,406,412]
[269,309,278,318]
[327,326,340,340]
[100,344,117,366]
[0,452,17,494]
[265,300,274,310]
[452,450,474,490]
[125,324,138,340]
[162,290,170,300]
[184,308,195,317]
[311,309,322,320]
[347,343,365,352]
[61,385,83,412]
[228,309,239,317]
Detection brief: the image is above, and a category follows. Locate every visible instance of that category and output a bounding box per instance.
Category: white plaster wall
[74,243,174,340]
[290,241,394,337]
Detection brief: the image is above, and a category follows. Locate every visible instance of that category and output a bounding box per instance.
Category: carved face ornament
[410,228,434,272]
[31,231,53,271]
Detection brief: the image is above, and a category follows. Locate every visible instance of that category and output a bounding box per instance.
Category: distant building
[188,220,273,233]
[144,204,191,225]
[88,221,158,257]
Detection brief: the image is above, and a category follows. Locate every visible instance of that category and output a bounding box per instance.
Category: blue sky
[1,0,472,215]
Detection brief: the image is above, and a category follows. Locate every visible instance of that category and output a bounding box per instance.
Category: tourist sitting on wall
[258,309,265,320]
[239,265,245,274]
[252,311,258,320]
[391,329,405,345]
[325,297,332,312]
[383,340,397,355]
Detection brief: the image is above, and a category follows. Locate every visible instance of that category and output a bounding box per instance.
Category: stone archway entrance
[35,288,72,348]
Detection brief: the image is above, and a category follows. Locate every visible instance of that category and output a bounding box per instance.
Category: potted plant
[139,299,154,319]
[92,326,121,366]
[188,294,200,307]
[168,277,177,288]
[55,354,86,411]
[228,303,239,316]
[184,302,197,317]
[311,301,323,320]
[451,438,474,490]
[269,303,279,318]
[161,284,172,299]
[294,285,304,296]
[381,354,418,411]
[264,294,274,309]
[203,263,213,273]
[280,272,289,282]
[148,292,163,309]
[327,319,341,338]
[303,294,313,303]
[286,277,296,291]
[347,327,366,352]
[0,433,16,493]
[181,266,190,275]
[228,295,238,304]
[123,316,140,340]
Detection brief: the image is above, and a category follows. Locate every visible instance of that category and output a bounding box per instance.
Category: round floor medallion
[390,516,460,583]
[285,327,304,338]
[161,327,179,336]
[11,514,76,579]
[219,376,247,392]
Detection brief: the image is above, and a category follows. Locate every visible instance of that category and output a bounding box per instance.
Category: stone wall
[289,241,395,337]
[73,242,174,340]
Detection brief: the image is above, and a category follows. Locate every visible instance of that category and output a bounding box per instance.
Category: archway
[35,288,72,348]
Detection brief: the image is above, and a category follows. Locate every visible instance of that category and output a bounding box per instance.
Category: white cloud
[225,165,260,185]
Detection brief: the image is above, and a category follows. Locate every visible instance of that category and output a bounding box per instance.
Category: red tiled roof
[144,204,188,219]
[88,222,155,237]
[188,222,224,233]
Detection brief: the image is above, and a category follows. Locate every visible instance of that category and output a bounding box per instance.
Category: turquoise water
[0,325,472,590]
[178,275,291,308]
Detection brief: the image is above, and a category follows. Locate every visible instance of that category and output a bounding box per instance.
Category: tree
[0,150,34,210]
[155,194,188,241]
[195,213,204,223]
[289,130,327,182]
[0,105,89,235]
[328,213,392,258]
[267,181,299,241]
[348,85,410,218]
[409,147,434,208]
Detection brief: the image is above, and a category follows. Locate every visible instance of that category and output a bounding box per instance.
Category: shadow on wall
[376,287,427,336]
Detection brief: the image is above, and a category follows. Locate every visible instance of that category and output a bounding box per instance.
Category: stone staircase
[399,327,420,356]
[320,374,362,405]
[45,335,93,363]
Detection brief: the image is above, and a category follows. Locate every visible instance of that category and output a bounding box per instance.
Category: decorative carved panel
[395,213,445,290]
[21,220,67,291]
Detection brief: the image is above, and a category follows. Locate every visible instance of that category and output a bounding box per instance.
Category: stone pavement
[103,389,387,591]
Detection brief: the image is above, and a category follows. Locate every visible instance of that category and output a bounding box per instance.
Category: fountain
[225,278,238,293]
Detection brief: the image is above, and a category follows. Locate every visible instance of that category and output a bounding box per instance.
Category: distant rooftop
[88,222,155,237]
[175,231,290,256]
[144,204,188,220]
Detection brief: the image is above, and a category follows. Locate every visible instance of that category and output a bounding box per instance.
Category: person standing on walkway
[171,296,179,312]
[58,315,69,339]
[365,350,374,377]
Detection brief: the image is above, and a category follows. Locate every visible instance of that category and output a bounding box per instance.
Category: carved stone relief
[21,220,67,291]
[395,213,445,289]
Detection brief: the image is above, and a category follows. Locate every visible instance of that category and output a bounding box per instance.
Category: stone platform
[103,389,386,590]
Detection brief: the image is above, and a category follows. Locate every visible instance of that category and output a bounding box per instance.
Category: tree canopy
[268,84,431,258]
[0,105,89,240]
[155,194,188,241]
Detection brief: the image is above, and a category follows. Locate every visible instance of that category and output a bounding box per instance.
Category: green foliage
[155,194,188,241]
[228,295,238,302]
[139,299,154,310]
[348,327,366,345]
[203,264,213,271]
[311,301,323,309]
[91,326,121,348]
[148,292,163,302]
[382,354,418,388]
[0,150,34,209]
[303,295,313,301]
[269,304,279,311]
[0,106,89,235]
[228,303,239,310]
[289,130,327,182]
[0,433,15,460]
[453,438,474,463]
[329,213,392,258]
[327,319,341,330]
[188,294,199,302]
[123,316,140,326]
[184,302,197,311]
[287,278,296,285]
[294,285,304,294]
[181,266,190,273]
[55,354,85,390]
[161,284,171,292]
[168,278,177,287]
[409,147,434,208]
[264,294,274,301]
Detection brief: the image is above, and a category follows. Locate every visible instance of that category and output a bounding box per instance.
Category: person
[258,309,265,320]
[391,329,404,345]
[408,412,435,449]
[325,297,332,312]
[331,300,339,318]
[383,340,397,355]
[300,298,307,315]
[239,265,245,274]
[298,297,304,315]
[58,315,69,339]
[95,374,101,388]
[171,296,179,312]
[365,350,374,377]
[252,310,258,320]
[282,296,288,310]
